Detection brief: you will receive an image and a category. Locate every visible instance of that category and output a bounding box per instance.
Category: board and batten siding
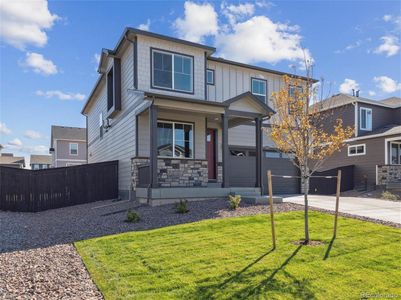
[136,35,206,100]
[206,60,285,106]
[87,43,146,198]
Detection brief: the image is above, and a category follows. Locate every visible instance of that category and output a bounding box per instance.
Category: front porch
[131,92,274,205]
[376,137,401,190]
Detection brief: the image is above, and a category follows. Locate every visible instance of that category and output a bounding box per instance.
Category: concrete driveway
[282,195,401,224]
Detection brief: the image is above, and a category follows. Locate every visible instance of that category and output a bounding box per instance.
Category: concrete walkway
[282,195,401,224]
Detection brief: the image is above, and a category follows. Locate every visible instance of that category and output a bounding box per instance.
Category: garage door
[228,149,300,194]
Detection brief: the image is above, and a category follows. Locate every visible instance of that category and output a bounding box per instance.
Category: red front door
[206,129,216,180]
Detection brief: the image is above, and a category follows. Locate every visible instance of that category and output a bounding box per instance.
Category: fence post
[333,170,342,238]
[267,170,276,249]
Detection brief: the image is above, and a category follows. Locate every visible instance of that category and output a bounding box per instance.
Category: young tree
[266,74,353,244]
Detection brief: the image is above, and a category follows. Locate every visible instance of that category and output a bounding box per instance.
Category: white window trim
[359,107,372,131]
[206,69,214,85]
[151,49,194,93]
[69,143,78,156]
[157,120,194,159]
[251,78,267,102]
[389,141,401,165]
[347,144,366,156]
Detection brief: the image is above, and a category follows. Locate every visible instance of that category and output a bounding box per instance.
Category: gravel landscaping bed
[0,199,302,254]
[0,244,102,300]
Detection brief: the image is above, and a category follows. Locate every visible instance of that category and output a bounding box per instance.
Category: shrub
[175,199,189,214]
[126,209,140,223]
[228,195,241,210]
[381,191,400,201]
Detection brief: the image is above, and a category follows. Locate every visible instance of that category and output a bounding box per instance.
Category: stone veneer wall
[377,165,401,185]
[131,157,150,189]
[158,158,208,187]
[131,157,210,188]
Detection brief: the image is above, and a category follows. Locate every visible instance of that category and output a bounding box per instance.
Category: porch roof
[223,92,275,118]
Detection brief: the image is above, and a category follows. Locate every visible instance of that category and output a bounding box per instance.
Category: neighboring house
[82,28,315,203]
[49,125,87,167]
[30,154,52,170]
[316,94,401,190]
[0,153,25,168]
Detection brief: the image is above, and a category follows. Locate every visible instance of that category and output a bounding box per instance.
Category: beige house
[30,154,52,170]
[82,28,314,204]
[0,153,25,168]
[49,125,87,167]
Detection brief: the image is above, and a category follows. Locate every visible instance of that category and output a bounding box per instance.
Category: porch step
[242,195,283,204]
[207,182,222,188]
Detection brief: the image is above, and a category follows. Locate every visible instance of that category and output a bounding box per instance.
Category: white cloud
[138,19,151,31]
[339,79,359,94]
[0,0,59,49]
[24,130,42,140]
[0,122,11,135]
[368,90,376,96]
[221,2,255,26]
[94,53,100,64]
[382,14,401,30]
[174,1,218,43]
[215,16,313,67]
[374,35,400,57]
[373,76,401,93]
[8,138,23,147]
[22,52,58,75]
[36,90,85,101]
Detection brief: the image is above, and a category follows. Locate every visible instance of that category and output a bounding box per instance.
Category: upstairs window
[152,49,193,93]
[69,143,78,155]
[251,78,267,103]
[106,58,121,117]
[360,107,372,131]
[206,69,214,85]
[289,85,303,99]
[348,144,366,156]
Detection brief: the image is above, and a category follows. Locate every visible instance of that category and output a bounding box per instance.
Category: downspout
[352,101,358,137]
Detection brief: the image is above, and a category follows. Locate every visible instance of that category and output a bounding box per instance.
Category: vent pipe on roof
[356,90,360,97]
[352,89,355,97]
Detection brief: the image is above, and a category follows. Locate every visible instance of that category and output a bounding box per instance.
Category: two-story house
[316,93,401,190]
[30,154,52,170]
[82,28,315,204]
[0,153,25,168]
[49,125,87,167]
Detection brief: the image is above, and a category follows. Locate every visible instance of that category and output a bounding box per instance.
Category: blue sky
[1,0,400,164]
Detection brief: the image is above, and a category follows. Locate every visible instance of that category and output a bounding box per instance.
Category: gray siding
[206,60,284,106]
[137,35,206,100]
[358,103,396,136]
[137,110,206,159]
[319,136,398,187]
[87,43,147,196]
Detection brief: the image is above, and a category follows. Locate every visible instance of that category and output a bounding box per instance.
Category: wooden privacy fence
[0,161,118,212]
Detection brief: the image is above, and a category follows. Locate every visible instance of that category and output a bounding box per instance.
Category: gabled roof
[0,153,25,167]
[314,93,401,112]
[224,91,275,116]
[347,124,401,142]
[381,97,401,106]
[51,125,86,147]
[208,57,318,83]
[30,155,52,165]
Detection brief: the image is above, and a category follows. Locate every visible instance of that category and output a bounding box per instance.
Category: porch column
[255,117,263,188]
[149,105,158,188]
[222,112,229,188]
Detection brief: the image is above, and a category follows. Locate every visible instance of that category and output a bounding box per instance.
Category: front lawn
[75,211,401,299]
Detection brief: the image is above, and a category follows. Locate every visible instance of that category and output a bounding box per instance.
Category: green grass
[75,211,401,299]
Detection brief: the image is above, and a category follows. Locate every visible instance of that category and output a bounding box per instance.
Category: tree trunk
[303,176,310,244]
